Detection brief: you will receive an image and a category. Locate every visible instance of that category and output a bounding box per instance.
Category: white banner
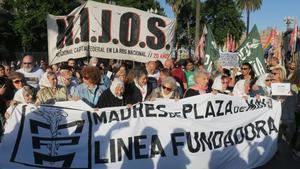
[47,1,176,65]
[219,52,239,69]
[0,94,281,169]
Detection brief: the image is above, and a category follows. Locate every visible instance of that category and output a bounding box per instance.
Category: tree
[236,0,262,36]
[94,0,165,15]
[202,0,245,46]
[6,0,81,52]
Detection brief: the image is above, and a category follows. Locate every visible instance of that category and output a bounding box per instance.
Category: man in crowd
[17,55,44,89]
[146,61,160,89]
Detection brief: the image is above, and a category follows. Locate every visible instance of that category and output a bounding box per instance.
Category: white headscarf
[39,72,52,88]
[212,75,222,91]
[255,73,270,88]
[233,80,248,97]
[110,78,124,99]
[13,88,26,103]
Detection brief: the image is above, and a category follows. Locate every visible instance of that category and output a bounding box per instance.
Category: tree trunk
[246,9,250,36]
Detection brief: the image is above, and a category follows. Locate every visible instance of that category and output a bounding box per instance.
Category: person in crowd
[271,65,297,146]
[250,73,272,97]
[155,60,164,71]
[232,80,250,98]
[287,62,296,80]
[73,66,105,108]
[114,65,127,82]
[0,77,8,127]
[3,64,11,77]
[97,78,125,108]
[0,65,6,78]
[51,64,59,74]
[36,71,68,105]
[184,59,195,88]
[5,86,34,120]
[67,58,77,69]
[147,76,180,101]
[57,65,77,97]
[89,57,99,67]
[159,68,183,97]
[184,69,210,98]
[147,61,160,89]
[267,56,280,71]
[5,72,28,101]
[172,62,188,92]
[211,75,231,94]
[124,67,152,105]
[233,62,256,83]
[17,55,44,89]
[39,59,48,72]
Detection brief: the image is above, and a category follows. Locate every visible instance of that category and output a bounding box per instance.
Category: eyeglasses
[162,85,172,92]
[23,62,32,65]
[13,79,24,84]
[265,79,272,82]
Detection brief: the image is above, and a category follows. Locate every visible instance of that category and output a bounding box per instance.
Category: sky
[159,0,300,32]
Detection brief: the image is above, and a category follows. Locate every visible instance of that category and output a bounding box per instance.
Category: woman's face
[221,77,229,90]
[48,75,58,88]
[161,82,173,95]
[195,74,209,87]
[241,65,250,76]
[186,62,194,71]
[271,70,281,83]
[244,83,250,94]
[265,75,272,87]
[138,74,147,86]
[24,93,33,103]
[114,85,124,97]
[12,78,25,89]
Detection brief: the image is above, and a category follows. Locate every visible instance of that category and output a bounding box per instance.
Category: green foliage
[6,0,81,52]
[236,0,262,12]
[202,0,245,46]
[2,0,165,52]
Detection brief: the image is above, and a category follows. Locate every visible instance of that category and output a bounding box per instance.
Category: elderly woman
[124,67,152,104]
[184,69,211,98]
[36,71,68,105]
[73,66,105,108]
[211,75,231,94]
[232,80,250,97]
[250,73,272,97]
[147,77,180,101]
[97,78,125,108]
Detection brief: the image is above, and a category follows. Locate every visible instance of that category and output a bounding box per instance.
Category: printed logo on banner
[10,106,92,169]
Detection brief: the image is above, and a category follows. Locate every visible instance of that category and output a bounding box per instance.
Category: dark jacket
[124,82,152,105]
[97,89,124,108]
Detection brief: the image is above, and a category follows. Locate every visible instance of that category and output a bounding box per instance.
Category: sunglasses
[13,79,24,84]
[23,62,32,65]
[241,67,249,70]
[265,79,272,82]
[162,85,172,91]
[83,76,90,80]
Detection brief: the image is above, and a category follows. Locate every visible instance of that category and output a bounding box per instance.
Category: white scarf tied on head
[39,72,53,89]
[110,78,124,99]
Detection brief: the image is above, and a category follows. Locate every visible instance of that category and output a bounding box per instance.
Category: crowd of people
[0,54,299,156]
